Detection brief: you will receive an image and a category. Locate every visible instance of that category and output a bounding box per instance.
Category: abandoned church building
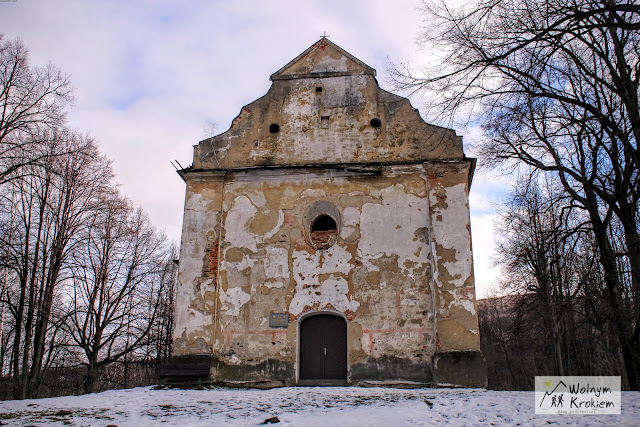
[167,38,486,388]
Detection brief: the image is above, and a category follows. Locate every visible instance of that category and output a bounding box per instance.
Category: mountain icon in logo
[540,381,567,407]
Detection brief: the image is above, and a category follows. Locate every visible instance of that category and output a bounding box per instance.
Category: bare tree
[0,36,175,398]
[65,196,169,394]
[0,35,73,184]
[0,130,109,398]
[496,175,598,375]
[148,246,178,363]
[395,0,640,389]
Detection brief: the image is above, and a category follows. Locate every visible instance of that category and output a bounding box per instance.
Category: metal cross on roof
[320,32,330,39]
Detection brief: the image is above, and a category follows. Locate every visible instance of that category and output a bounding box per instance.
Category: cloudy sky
[0,0,508,297]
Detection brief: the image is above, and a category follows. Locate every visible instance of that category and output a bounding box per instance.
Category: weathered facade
[171,38,486,387]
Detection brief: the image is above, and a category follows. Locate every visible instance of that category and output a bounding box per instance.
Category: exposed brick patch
[202,240,219,287]
[231,107,252,128]
[315,39,329,51]
[283,211,297,227]
[301,304,315,314]
[291,303,352,321]
[310,229,337,247]
[323,302,337,311]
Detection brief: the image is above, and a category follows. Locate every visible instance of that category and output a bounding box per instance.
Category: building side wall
[173,176,224,356]
[172,161,485,386]
[427,163,479,352]
[427,162,486,387]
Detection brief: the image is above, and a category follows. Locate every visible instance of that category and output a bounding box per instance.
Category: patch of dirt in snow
[0,386,638,426]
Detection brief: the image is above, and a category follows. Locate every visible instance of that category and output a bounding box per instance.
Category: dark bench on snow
[157,363,210,383]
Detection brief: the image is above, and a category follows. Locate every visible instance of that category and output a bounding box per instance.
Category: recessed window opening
[311,215,337,232]
[304,201,341,250]
[269,123,280,134]
[321,115,330,129]
[370,118,382,128]
[315,86,323,93]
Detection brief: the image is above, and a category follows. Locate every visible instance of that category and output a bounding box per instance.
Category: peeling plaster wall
[196,75,463,169]
[172,39,484,386]
[173,176,224,355]
[202,168,437,376]
[427,163,480,352]
[173,164,481,381]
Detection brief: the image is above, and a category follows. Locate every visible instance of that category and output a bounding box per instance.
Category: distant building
[168,38,486,387]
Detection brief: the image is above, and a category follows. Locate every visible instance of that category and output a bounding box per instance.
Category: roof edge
[270,37,376,81]
[178,158,473,180]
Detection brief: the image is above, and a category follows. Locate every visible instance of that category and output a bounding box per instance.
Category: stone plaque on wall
[269,312,289,328]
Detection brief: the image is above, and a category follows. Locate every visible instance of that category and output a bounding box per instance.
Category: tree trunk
[587,197,636,389]
[619,207,640,390]
[28,243,64,398]
[84,356,101,394]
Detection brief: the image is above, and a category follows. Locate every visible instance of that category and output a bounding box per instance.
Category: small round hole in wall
[269,123,280,134]
[370,118,382,128]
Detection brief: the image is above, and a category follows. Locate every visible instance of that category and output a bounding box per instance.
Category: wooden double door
[299,314,347,380]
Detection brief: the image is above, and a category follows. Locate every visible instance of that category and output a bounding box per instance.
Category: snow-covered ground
[0,386,639,426]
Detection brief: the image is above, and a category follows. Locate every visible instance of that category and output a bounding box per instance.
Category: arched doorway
[299,314,347,380]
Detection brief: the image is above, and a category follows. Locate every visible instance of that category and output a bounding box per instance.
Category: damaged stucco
[427,163,480,353]
[171,38,485,387]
